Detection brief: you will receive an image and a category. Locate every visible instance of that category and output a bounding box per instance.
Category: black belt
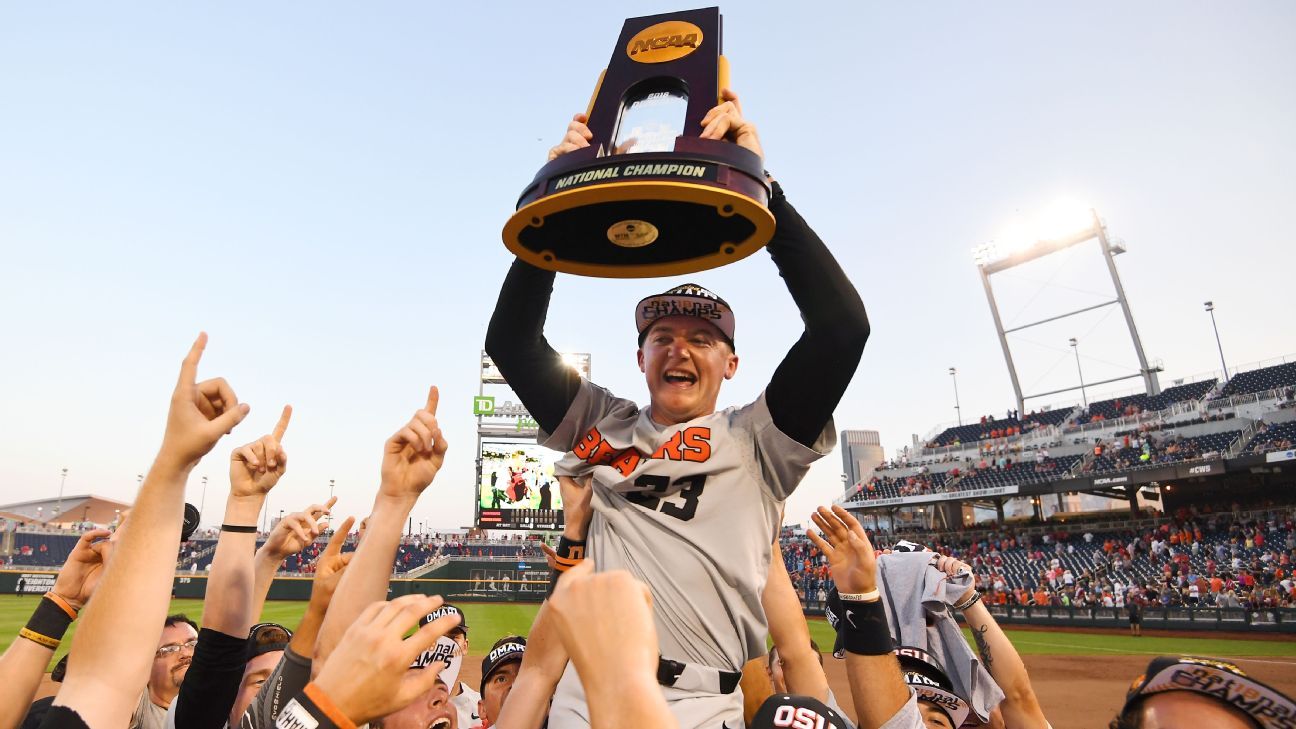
[657,656,743,695]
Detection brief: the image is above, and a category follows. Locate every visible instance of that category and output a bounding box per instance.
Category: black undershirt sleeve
[763,181,871,448]
[484,259,583,435]
[172,627,249,729]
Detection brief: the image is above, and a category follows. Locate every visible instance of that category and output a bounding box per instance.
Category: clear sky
[1,2,1293,531]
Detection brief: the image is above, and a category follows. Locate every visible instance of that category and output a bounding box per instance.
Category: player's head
[1111,656,1294,728]
[478,635,527,725]
[634,283,738,425]
[894,647,971,729]
[766,639,823,693]
[230,622,291,726]
[372,677,456,729]
[751,695,851,729]
[150,614,197,698]
[424,604,469,656]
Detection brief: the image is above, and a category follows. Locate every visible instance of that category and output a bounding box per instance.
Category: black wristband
[221,524,258,533]
[547,537,587,597]
[840,598,894,656]
[22,595,75,648]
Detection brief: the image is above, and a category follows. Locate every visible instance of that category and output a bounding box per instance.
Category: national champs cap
[421,604,468,634]
[895,646,972,728]
[635,283,736,350]
[751,694,851,729]
[479,635,527,694]
[1119,656,1296,728]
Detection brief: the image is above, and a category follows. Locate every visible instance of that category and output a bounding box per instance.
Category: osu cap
[1119,656,1296,728]
[421,604,467,634]
[751,695,851,729]
[895,646,971,728]
[479,635,526,694]
[635,283,735,350]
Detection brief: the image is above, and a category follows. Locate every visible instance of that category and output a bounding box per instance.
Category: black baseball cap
[1119,656,1296,728]
[895,646,971,728]
[751,695,850,729]
[421,604,467,634]
[479,635,526,694]
[246,622,292,660]
[635,283,735,350]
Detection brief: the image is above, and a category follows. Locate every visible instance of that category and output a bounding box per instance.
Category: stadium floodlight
[1205,301,1229,378]
[974,202,1160,414]
[1070,338,1088,408]
[57,467,67,522]
[949,367,963,426]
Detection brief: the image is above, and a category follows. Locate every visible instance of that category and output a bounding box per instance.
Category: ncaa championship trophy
[502,7,774,278]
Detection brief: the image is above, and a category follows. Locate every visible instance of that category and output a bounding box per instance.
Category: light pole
[329,479,335,501]
[200,476,208,521]
[1205,301,1228,378]
[949,367,963,425]
[56,468,68,522]
[1070,338,1088,407]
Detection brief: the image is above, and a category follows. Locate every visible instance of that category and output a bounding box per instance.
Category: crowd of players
[0,341,1287,729]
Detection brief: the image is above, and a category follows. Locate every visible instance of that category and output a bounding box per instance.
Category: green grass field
[2,596,1292,671]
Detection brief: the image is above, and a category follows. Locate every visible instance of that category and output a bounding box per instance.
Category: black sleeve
[173,627,248,729]
[484,259,583,434]
[763,181,871,448]
[36,706,89,729]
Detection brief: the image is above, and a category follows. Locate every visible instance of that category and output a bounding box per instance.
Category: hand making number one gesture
[380,386,448,500]
[230,405,293,499]
[161,332,251,469]
[807,505,879,596]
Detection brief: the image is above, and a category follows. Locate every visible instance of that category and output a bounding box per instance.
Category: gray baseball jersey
[545,379,834,671]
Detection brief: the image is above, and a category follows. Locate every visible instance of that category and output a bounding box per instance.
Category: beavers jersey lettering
[543,380,834,670]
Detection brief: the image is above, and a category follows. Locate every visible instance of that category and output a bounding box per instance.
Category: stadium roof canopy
[0,495,132,526]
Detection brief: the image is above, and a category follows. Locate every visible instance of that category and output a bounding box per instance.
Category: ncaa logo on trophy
[502,7,774,278]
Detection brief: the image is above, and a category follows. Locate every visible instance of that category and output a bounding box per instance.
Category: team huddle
[4,94,1293,729]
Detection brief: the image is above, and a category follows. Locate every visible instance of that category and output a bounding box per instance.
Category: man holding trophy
[486,9,869,728]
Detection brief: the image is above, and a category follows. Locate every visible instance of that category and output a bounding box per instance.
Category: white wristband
[838,589,880,603]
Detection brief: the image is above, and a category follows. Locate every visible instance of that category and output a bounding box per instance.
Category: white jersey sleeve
[733,391,837,500]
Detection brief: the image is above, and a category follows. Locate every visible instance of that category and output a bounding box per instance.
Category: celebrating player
[485,90,870,727]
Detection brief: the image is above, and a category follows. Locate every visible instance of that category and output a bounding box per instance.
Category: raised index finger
[272,405,292,442]
[425,386,440,415]
[177,332,208,389]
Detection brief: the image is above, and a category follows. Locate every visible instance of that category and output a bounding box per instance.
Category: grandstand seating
[784,509,1295,610]
[1087,431,1242,474]
[9,532,79,567]
[954,455,1083,490]
[1246,421,1296,454]
[1148,379,1217,411]
[1023,409,1073,428]
[1218,362,1296,398]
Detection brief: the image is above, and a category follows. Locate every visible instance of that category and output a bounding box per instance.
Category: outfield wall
[0,561,554,605]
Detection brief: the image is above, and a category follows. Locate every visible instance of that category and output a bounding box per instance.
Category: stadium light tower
[56,468,67,520]
[949,367,963,425]
[200,475,208,520]
[1204,301,1228,378]
[1069,338,1088,407]
[974,202,1160,414]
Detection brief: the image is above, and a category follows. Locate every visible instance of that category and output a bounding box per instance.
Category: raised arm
[315,386,447,667]
[547,562,678,729]
[809,506,918,729]
[51,333,250,727]
[935,555,1049,729]
[0,529,109,729]
[251,498,335,619]
[696,90,870,448]
[763,540,830,702]
[485,115,598,433]
[170,408,296,729]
